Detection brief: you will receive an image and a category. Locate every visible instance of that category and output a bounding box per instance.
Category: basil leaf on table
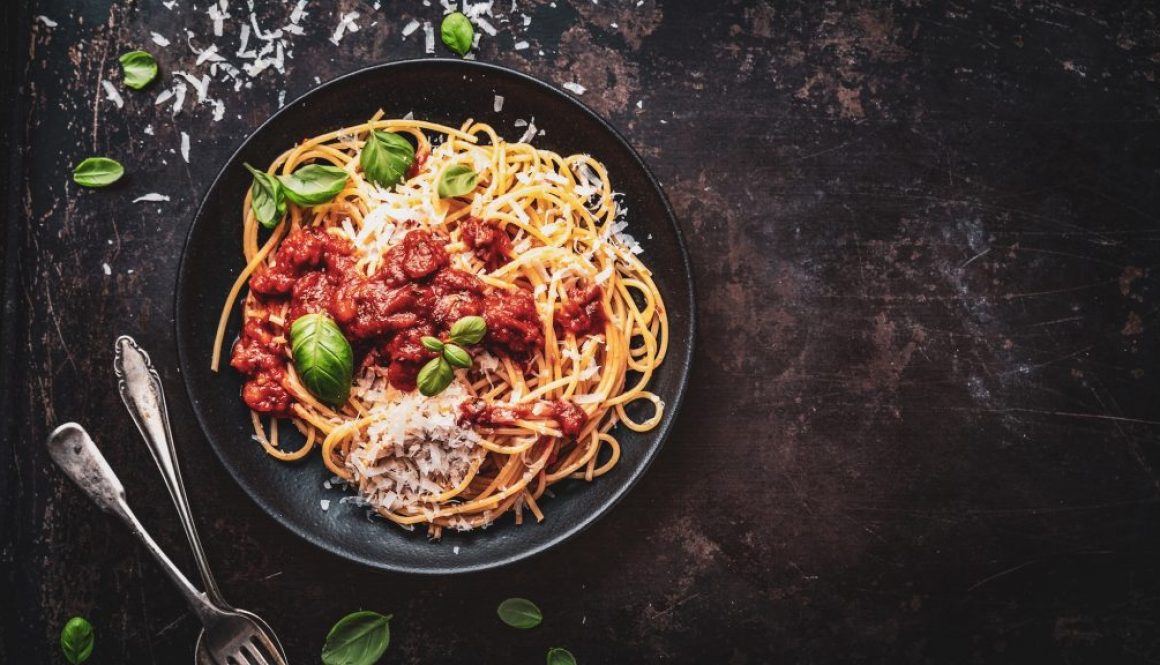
[546,647,577,665]
[496,597,542,629]
[118,50,158,89]
[290,313,354,406]
[73,157,124,188]
[59,616,94,665]
[417,357,454,396]
[437,164,479,198]
[449,315,487,345]
[278,164,350,206]
[360,130,415,189]
[440,12,474,56]
[244,163,286,229]
[321,611,391,665]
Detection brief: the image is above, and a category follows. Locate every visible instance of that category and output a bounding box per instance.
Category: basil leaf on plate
[244,163,286,229]
[449,315,487,345]
[290,313,354,406]
[437,164,479,198]
[118,50,158,89]
[360,130,415,189]
[73,157,124,188]
[417,357,453,396]
[440,12,474,56]
[497,597,542,629]
[442,343,472,369]
[546,647,577,665]
[420,336,445,353]
[321,611,391,665]
[60,616,94,665]
[278,164,349,206]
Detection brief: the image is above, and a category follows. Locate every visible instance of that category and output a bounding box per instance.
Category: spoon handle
[47,423,223,625]
[114,335,227,607]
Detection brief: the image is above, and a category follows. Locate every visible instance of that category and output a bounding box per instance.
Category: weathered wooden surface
[4,1,1160,662]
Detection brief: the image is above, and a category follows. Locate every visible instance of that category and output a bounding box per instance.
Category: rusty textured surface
[4,1,1160,663]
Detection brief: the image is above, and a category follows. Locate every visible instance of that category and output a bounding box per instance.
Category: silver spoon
[48,423,287,665]
[112,335,288,665]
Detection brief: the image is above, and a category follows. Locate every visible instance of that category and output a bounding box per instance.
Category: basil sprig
[119,50,158,89]
[440,12,474,56]
[244,163,286,229]
[73,157,124,188]
[546,647,577,665]
[360,130,414,189]
[321,611,391,665]
[278,164,349,206]
[416,316,488,396]
[497,597,542,629]
[60,617,94,665]
[290,313,354,406]
[437,164,479,198]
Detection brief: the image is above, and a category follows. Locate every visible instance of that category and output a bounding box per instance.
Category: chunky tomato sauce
[460,216,513,271]
[554,283,606,337]
[231,225,546,413]
[459,398,588,439]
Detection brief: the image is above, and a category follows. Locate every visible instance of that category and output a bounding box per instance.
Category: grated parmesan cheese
[180,132,191,162]
[101,80,124,109]
[331,11,361,45]
[563,81,586,95]
[151,32,171,47]
[402,19,420,38]
[35,15,58,27]
[423,21,435,53]
[493,94,504,112]
[513,40,529,50]
[132,193,171,203]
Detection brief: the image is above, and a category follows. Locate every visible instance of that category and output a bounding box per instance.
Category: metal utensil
[112,335,288,665]
[47,423,287,665]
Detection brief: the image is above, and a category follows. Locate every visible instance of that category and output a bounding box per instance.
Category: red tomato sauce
[459,398,588,439]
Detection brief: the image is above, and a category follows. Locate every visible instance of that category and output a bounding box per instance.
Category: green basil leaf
[60,617,94,665]
[290,313,354,406]
[449,315,487,345]
[437,164,479,198]
[442,343,472,369]
[73,157,124,188]
[497,597,542,629]
[420,336,445,353]
[321,611,391,665]
[244,163,286,229]
[440,12,474,56]
[546,647,577,665]
[360,130,415,189]
[417,357,453,397]
[118,50,158,89]
[278,164,350,206]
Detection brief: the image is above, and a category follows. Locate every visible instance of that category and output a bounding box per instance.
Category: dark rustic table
[4,1,1160,663]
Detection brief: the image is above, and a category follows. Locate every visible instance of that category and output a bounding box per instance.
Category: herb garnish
[417,316,488,396]
[73,157,124,188]
[440,12,474,56]
[118,50,159,89]
[546,647,577,665]
[360,130,415,189]
[496,597,542,629]
[437,164,479,198]
[321,611,391,665]
[244,163,286,229]
[60,616,94,665]
[290,313,355,406]
[278,164,350,206]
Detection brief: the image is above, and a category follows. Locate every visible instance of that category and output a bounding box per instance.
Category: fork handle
[47,423,225,626]
[114,336,228,608]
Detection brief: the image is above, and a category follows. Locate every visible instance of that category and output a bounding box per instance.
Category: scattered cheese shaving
[151,32,171,47]
[101,80,124,108]
[493,94,504,112]
[563,82,586,95]
[180,132,191,162]
[423,21,435,54]
[35,15,58,27]
[331,11,361,45]
[102,263,112,276]
[402,19,420,38]
[513,40,529,50]
[133,193,171,203]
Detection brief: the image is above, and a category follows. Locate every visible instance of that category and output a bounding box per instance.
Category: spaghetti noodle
[213,113,668,535]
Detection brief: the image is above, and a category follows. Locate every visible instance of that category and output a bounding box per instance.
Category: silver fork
[48,423,287,665]
[111,335,288,665]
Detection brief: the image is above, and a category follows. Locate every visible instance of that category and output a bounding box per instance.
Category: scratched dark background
[3,0,1160,663]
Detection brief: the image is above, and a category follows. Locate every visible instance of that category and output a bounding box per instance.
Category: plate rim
[174,58,696,575]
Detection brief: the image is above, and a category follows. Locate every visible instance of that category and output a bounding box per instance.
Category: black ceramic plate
[176,60,694,574]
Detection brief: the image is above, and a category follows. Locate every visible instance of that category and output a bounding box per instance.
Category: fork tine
[249,629,287,665]
[240,637,273,665]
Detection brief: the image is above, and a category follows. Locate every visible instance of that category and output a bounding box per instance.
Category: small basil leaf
[60,617,94,665]
[360,130,415,189]
[278,164,350,206]
[417,357,453,396]
[290,313,354,406]
[420,336,445,353]
[437,164,479,198]
[321,611,391,665]
[73,157,124,188]
[118,50,158,89]
[546,647,577,665]
[440,12,474,56]
[442,343,472,369]
[449,315,487,346]
[497,597,542,629]
[244,163,286,229]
